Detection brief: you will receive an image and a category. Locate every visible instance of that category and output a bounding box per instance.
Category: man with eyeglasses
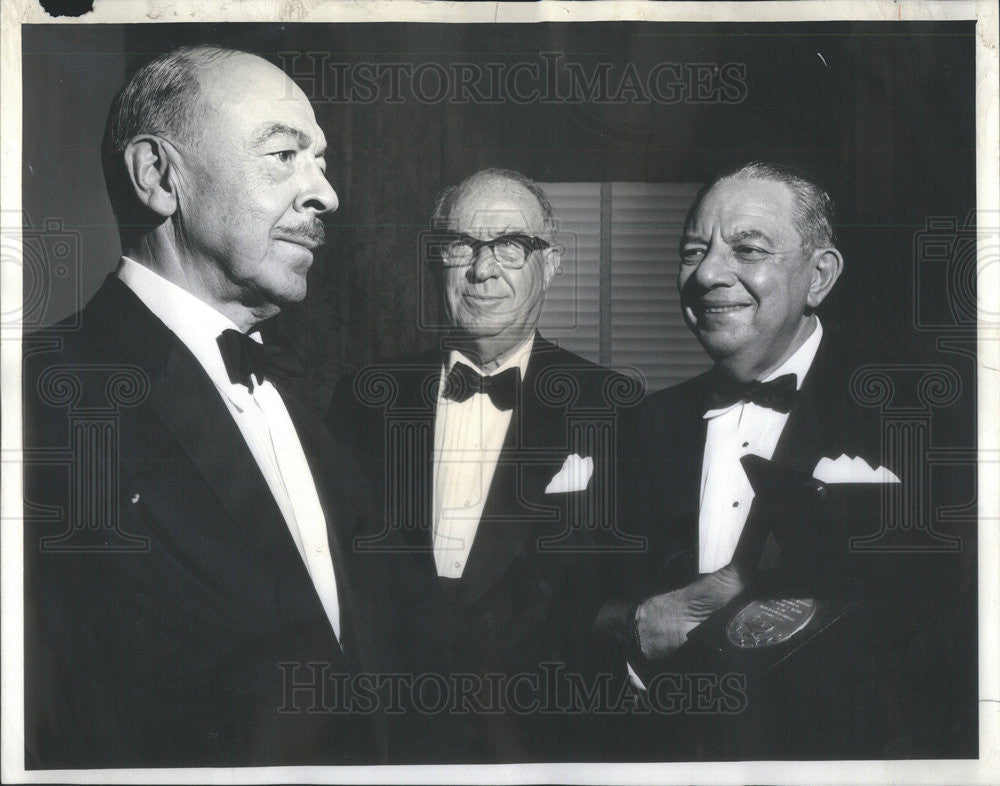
[330,168,638,762]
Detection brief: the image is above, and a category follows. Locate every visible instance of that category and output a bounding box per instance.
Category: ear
[541,244,562,290]
[806,247,843,308]
[122,135,180,218]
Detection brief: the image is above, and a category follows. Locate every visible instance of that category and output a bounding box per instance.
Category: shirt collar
[116,256,260,409]
[703,317,823,420]
[446,333,535,379]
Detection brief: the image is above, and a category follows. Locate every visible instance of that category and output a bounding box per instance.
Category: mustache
[274,220,326,246]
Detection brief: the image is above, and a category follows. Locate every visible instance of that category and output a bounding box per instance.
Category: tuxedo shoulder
[799,335,905,420]
[22,309,133,411]
[810,334,893,375]
[334,348,441,387]
[327,348,442,439]
[24,306,110,363]
[530,337,644,409]
[530,335,625,378]
[641,371,711,412]
[533,339,606,372]
[24,275,176,376]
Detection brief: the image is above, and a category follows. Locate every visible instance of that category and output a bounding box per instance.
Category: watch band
[626,600,644,663]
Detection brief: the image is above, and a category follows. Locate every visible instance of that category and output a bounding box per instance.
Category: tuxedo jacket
[619,336,885,599]
[23,276,382,768]
[329,334,642,762]
[614,335,976,759]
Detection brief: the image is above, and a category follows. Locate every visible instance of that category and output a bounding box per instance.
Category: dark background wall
[21,21,977,412]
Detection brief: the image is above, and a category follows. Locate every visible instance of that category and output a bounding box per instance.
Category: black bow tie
[443,362,521,411]
[217,329,304,392]
[710,373,799,414]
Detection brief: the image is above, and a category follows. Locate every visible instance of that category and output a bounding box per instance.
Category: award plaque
[687,591,856,676]
[675,454,871,674]
[726,597,818,649]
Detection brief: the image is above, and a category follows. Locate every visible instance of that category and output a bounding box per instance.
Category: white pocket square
[545,454,594,494]
[812,454,900,484]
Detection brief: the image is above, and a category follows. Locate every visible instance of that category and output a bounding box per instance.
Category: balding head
[103,45,337,330]
[102,45,247,242]
[685,161,838,254]
[430,168,561,369]
[432,168,556,236]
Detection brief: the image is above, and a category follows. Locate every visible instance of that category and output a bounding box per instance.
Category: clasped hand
[635,563,745,660]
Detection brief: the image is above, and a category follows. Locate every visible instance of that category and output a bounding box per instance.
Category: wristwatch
[626,600,644,662]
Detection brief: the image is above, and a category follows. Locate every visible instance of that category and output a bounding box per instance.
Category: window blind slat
[611,182,710,391]
[537,183,602,362]
[539,181,712,393]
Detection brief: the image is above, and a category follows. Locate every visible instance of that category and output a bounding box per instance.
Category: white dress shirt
[117,257,341,641]
[432,336,534,579]
[697,318,823,573]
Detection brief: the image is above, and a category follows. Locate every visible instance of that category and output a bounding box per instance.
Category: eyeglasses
[435,232,551,269]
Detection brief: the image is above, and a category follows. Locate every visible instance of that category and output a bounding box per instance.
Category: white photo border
[2,1,997,784]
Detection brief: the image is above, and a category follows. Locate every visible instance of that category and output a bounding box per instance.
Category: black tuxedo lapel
[87,278,285,538]
[86,278,334,622]
[389,355,441,565]
[457,337,584,608]
[733,337,887,577]
[770,379,823,476]
[651,373,709,585]
[771,338,880,475]
[27,276,378,766]
[659,374,710,519]
[455,349,544,607]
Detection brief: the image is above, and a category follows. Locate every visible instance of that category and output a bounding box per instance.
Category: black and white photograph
[1,1,997,783]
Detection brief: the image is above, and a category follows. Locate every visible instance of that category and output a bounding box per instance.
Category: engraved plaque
[726,597,818,649]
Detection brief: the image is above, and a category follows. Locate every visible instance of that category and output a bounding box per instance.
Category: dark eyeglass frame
[436,232,552,269]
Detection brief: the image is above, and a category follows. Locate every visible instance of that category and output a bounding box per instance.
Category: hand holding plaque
[635,562,745,660]
[682,455,878,675]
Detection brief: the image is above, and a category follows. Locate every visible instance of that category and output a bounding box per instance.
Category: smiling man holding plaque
[610,162,972,759]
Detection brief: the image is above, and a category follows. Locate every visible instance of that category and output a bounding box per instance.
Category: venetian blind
[538,181,711,393]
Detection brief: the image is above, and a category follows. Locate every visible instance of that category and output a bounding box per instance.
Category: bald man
[24,46,379,767]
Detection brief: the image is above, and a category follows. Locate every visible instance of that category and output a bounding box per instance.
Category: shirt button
[742,442,749,448]
[453,561,462,569]
[732,501,740,508]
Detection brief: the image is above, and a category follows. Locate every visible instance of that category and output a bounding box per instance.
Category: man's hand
[635,563,745,660]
